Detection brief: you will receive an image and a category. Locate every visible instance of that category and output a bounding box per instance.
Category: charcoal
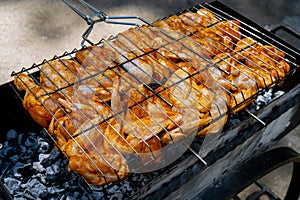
[14,197,27,200]
[57,158,68,169]
[17,134,24,144]
[68,191,81,199]
[9,155,19,163]
[13,163,32,178]
[0,145,17,158]
[46,165,60,176]
[47,186,65,195]
[65,196,76,200]
[19,144,27,154]
[254,89,285,111]
[1,162,10,177]
[6,129,18,141]
[20,149,34,162]
[110,192,123,200]
[33,161,46,173]
[37,139,51,154]
[3,141,9,147]
[24,135,38,150]
[81,195,93,200]
[25,178,48,198]
[274,90,284,99]
[38,153,50,163]
[46,165,61,182]
[36,174,47,185]
[41,149,61,167]
[4,177,21,194]
[14,192,34,200]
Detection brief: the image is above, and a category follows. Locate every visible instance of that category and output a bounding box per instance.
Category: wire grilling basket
[11,0,299,188]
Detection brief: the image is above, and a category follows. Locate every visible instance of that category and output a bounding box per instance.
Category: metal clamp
[62,0,149,46]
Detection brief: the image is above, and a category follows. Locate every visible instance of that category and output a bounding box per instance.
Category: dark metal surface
[194,147,300,200]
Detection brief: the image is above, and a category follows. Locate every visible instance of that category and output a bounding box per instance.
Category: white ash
[254,88,285,111]
[46,164,60,176]
[23,178,48,198]
[37,139,51,153]
[4,177,21,195]
[39,153,50,163]
[32,161,46,173]
[6,129,18,141]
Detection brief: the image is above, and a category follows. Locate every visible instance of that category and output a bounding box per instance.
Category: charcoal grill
[1,0,300,199]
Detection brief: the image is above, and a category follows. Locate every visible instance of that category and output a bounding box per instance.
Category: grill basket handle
[62,0,147,46]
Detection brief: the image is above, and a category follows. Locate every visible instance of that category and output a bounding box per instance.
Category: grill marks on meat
[13,7,291,186]
[61,118,128,186]
[48,99,112,147]
[13,60,81,128]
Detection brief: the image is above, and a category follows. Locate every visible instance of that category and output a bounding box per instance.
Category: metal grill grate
[11,0,299,188]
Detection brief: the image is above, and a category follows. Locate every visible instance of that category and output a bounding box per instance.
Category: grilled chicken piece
[214,20,241,42]
[105,32,146,63]
[110,82,182,153]
[244,46,290,80]
[152,20,185,40]
[178,11,217,30]
[211,53,262,88]
[154,36,211,68]
[118,27,155,52]
[14,73,37,92]
[73,68,118,103]
[234,37,290,83]
[153,8,219,35]
[76,45,118,71]
[210,53,260,112]
[190,27,233,57]
[139,25,178,48]
[165,15,198,35]
[196,8,219,26]
[75,45,121,103]
[154,10,233,57]
[48,98,112,147]
[156,66,229,141]
[211,41,290,113]
[40,59,79,98]
[108,82,182,171]
[14,74,64,128]
[65,147,128,186]
[62,118,128,186]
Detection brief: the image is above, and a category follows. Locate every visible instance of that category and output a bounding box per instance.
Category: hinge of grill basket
[62,0,149,46]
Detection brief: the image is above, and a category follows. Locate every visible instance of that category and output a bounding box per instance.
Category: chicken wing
[62,118,128,186]
[40,59,79,98]
[48,98,112,147]
[14,73,64,128]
